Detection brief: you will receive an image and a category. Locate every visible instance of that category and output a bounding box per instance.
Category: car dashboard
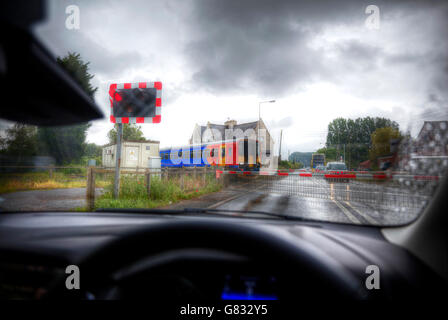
[0,212,444,301]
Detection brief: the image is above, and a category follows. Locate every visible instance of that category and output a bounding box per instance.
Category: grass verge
[0,171,109,194]
[93,174,222,210]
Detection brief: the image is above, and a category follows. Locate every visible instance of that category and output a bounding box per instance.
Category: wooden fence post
[86,166,95,211]
[219,169,224,187]
[145,169,151,198]
[180,167,184,190]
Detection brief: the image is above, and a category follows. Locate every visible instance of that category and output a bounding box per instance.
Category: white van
[325,162,347,171]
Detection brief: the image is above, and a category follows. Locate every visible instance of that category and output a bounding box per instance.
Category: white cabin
[102,140,160,169]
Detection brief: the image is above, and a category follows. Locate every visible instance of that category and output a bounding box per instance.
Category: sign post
[113,123,123,198]
[109,81,162,199]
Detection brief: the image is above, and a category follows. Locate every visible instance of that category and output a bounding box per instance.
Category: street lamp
[259,100,276,124]
[257,100,275,168]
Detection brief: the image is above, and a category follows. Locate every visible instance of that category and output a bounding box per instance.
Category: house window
[146,146,150,150]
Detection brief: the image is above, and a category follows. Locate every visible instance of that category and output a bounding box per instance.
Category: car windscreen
[0,0,447,227]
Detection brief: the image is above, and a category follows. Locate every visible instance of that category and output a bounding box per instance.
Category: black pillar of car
[0,0,103,126]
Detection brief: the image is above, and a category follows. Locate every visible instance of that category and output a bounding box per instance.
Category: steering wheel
[46,219,365,300]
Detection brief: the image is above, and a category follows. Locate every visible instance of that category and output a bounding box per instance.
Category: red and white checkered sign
[109,81,162,124]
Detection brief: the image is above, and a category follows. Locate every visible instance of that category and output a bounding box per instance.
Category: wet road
[0,188,104,212]
[208,190,419,225]
[165,176,425,225]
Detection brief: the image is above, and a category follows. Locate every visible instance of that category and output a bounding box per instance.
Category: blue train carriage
[159,138,260,170]
[160,144,206,168]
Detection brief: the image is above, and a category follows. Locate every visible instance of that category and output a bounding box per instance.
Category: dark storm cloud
[47,29,145,77]
[184,0,371,95]
[334,40,383,68]
[35,0,149,78]
[35,0,448,108]
[420,92,448,120]
[184,0,448,98]
[186,25,319,94]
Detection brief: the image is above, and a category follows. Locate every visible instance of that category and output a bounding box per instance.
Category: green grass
[93,174,222,210]
[0,171,109,194]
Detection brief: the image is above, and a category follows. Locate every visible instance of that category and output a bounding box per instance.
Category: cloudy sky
[34,0,448,156]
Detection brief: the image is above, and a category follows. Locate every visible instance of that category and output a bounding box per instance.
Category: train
[160,137,261,171]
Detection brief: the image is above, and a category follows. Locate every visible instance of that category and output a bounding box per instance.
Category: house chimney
[224,119,237,129]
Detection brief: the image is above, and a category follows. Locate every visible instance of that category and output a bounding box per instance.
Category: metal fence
[91,166,217,190]
[223,172,434,209]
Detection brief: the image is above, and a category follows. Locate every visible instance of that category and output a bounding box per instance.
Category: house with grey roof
[415,121,448,156]
[189,119,274,157]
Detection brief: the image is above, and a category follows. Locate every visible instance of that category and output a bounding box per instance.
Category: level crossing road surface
[163,176,424,225]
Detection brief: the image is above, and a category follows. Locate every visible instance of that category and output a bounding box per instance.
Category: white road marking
[344,201,378,225]
[207,192,248,209]
[330,183,334,200]
[332,199,361,224]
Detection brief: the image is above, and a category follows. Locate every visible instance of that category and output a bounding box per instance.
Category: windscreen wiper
[96,207,314,222]
[95,208,186,214]
[183,207,315,221]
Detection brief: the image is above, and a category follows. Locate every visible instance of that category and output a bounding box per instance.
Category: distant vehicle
[315,165,325,172]
[325,162,347,171]
[311,153,325,170]
[325,162,349,183]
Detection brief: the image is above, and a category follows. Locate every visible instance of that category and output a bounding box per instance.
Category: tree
[107,123,146,144]
[56,52,97,98]
[0,136,6,152]
[289,152,313,167]
[84,143,103,166]
[279,160,302,169]
[369,127,402,162]
[37,52,97,164]
[0,52,97,165]
[85,143,102,158]
[1,124,38,159]
[37,123,91,164]
[316,147,338,163]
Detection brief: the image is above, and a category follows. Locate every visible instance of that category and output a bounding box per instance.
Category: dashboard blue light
[221,292,277,300]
